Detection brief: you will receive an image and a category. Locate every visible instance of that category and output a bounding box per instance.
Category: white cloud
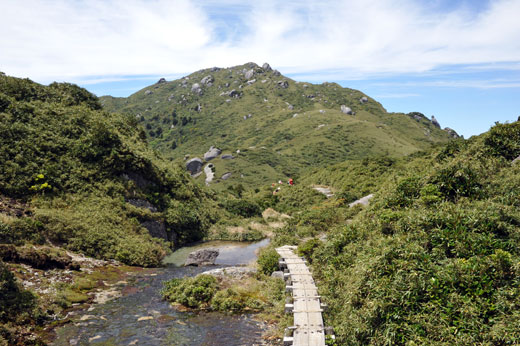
[1,0,520,83]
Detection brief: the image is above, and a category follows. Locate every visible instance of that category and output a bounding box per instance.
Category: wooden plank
[277,246,327,346]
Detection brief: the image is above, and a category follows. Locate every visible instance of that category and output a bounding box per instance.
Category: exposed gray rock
[413,114,422,121]
[200,75,214,86]
[277,80,289,88]
[220,89,240,98]
[431,116,441,128]
[245,69,255,80]
[221,154,235,160]
[319,110,325,114]
[210,67,221,72]
[513,155,520,164]
[191,83,202,95]
[156,78,166,84]
[201,266,256,279]
[271,271,284,280]
[272,70,281,76]
[246,79,256,85]
[204,146,222,161]
[204,163,215,186]
[341,105,353,115]
[144,90,153,95]
[221,172,232,180]
[141,220,167,240]
[288,104,294,110]
[186,158,203,175]
[127,199,158,212]
[185,249,219,266]
[313,186,334,198]
[122,172,155,189]
[360,96,368,103]
[349,194,374,207]
[262,63,272,72]
[444,127,459,138]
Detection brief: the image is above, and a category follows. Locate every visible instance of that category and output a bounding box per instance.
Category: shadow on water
[52,239,270,346]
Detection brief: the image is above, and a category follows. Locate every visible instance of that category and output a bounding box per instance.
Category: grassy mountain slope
[0,72,216,267]
[266,120,520,344]
[101,63,456,188]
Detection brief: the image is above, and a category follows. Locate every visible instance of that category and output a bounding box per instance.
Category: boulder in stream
[185,249,219,266]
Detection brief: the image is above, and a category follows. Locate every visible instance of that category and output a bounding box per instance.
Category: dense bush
[257,247,280,275]
[308,121,520,345]
[220,198,262,218]
[161,275,218,308]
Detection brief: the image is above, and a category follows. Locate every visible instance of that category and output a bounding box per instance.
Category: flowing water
[52,239,270,346]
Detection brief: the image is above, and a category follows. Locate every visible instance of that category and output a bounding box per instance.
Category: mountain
[100,62,458,189]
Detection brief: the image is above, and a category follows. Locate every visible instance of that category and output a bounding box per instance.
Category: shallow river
[52,239,270,346]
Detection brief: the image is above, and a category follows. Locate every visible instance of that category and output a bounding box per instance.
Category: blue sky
[1,0,519,138]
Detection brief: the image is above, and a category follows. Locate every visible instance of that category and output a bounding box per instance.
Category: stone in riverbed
[185,249,219,266]
[271,271,284,280]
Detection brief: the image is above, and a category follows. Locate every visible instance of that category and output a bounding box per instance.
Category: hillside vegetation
[101,63,457,189]
[0,72,217,267]
[267,120,520,344]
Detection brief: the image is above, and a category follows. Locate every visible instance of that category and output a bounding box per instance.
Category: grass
[100,62,455,190]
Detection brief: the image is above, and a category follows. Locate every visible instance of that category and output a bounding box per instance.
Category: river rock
[341,105,353,115]
[185,249,219,266]
[186,158,203,175]
[200,266,257,279]
[271,271,284,279]
[204,146,222,161]
[431,115,441,128]
[262,62,272,71]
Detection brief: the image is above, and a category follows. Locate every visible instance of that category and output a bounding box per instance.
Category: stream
[52,238,270,346]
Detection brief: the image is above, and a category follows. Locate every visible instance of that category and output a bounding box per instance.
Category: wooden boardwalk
[276,245,334,346]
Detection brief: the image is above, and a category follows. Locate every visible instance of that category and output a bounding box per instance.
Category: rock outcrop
[431,116,441,128]
[185,249,219,266]
[221,154,235,160]
[156,78,166,84]
[200,75,214,86]
[245,69,255,80]
[341,105,353,115]
[191,83,202,95]
[221,172,232,180]
[140,220,167,241]
[349,194,374,207]
[360,96,368,103]
[186,158,203,175]
[444,127,460,138]
[262,63,272,72]
[204,146,222,161]
[277,80,289,89]
[127,199,158,212]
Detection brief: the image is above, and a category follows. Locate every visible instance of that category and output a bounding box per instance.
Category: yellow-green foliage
[307,121,520,344]
[0,73,216,266]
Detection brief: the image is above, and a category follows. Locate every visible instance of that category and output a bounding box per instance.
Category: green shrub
[484,121,520,160]
[257,247,280,275]
[161,275,218,308]
[221,199,262,217]
[0,260,37,323]
[297,238,322,263]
